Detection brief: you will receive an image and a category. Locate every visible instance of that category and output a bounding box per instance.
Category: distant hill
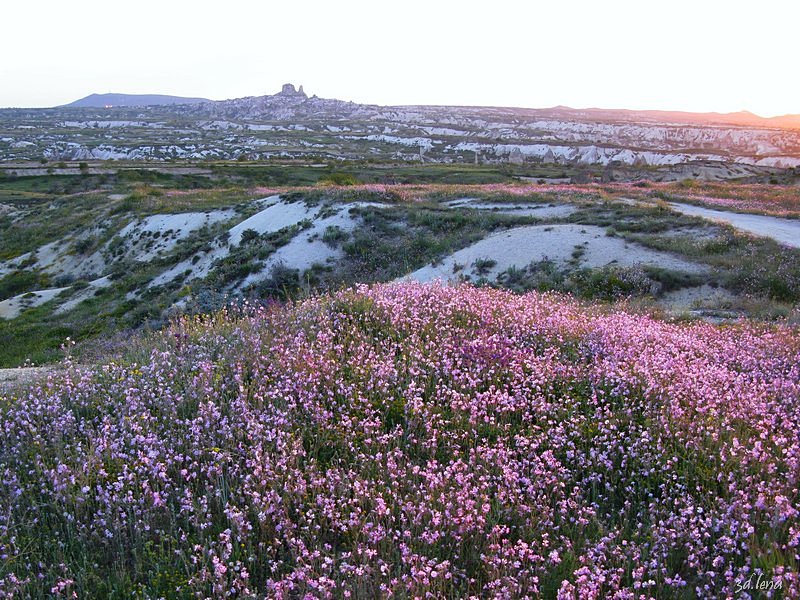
[63,93,210,108]
[1,83,793,168]
[60,90,799,129]
[542,107,800,130]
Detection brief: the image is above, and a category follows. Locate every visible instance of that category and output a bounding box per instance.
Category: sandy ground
[404,224,708,283]
[228,197,313,246]
[444,198,576,219]
[670,203,800,248]
[150,196,314,287]
[4,208,236,287]
[0,366,54,394]
[54,276,113,315]
[0,286,70,319]
[36,239,109,280]
[653,284,744,322]
[657,284,737,311]
[119,210,236,262]
[2,207,236,317]
[0,252,33,277]
[16,193,788,325]
[241,203,367,288]
[658,226,720,241]
[156,199,383,291]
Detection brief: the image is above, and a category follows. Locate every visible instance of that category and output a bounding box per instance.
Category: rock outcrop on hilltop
[279,83,307,97]
[190,84,376,121]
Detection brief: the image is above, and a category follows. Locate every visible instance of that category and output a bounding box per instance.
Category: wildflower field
[650,182,800,219]
[1,283,799,598]
[253,181,800,218]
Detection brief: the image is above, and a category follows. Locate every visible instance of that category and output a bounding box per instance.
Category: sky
[1,0,798,116]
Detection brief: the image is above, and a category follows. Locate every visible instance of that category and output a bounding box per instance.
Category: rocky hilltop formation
[279,83,306,97]
[196,84,375,120]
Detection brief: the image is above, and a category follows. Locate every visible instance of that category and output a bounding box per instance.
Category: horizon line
[2,89,797,120]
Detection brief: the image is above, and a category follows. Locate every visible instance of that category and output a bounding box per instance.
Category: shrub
[321,225,350,247]
[472,257,497,275]
[239,228,260,244]
[319,172,360,186]
[0,270,51,301]
[570,265,653,301]
[72,236,97,255]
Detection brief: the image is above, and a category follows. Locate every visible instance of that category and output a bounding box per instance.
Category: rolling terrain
[2,85,800,177]
[1,88,799,598]
[1,166,799,368]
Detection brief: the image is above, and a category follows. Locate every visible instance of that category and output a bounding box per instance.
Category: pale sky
[1,0,798,116]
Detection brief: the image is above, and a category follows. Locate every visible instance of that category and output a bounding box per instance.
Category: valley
[1,164,798,368]
[2,85,800,178]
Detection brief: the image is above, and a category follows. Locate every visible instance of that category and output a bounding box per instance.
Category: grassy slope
[1,170,799,367]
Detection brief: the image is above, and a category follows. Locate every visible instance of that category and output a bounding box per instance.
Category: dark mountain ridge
[63,93,210,108]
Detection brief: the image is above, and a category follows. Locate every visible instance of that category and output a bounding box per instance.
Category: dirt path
[670,203,800,248]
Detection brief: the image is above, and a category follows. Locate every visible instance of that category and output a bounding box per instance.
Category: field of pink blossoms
[1,283,799,598]
[253,181,800,220]
[641,182,800,219]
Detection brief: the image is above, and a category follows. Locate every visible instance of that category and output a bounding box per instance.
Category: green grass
[0,305,79,366]
[496,260,656,301]
[0,269,52,301]
[2,170,799,367]
[334,204,537,283]
[0,192,125,260]
[176,162,575,186]
[570,200,800,306]
[627,228,800,303]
